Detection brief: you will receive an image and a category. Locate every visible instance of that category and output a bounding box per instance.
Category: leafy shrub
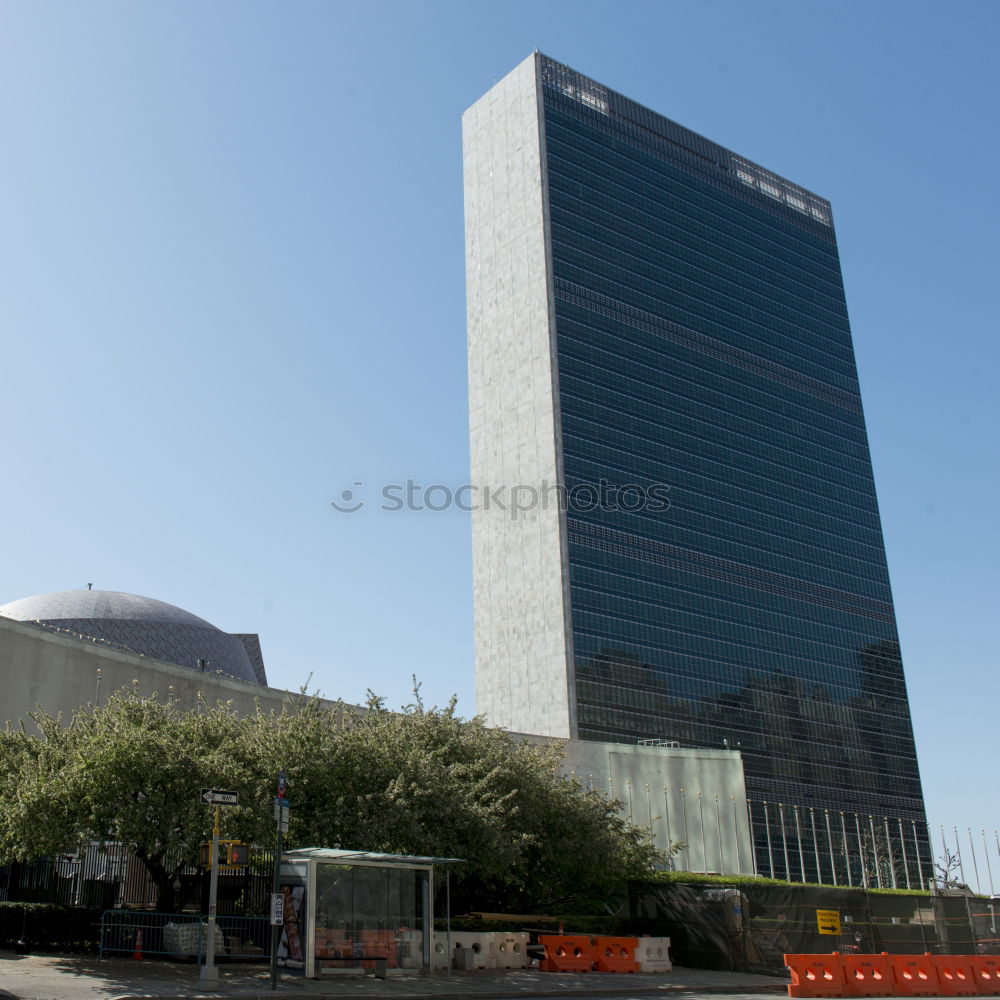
[0,902,102,953]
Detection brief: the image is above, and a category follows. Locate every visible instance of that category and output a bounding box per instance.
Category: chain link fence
[628,881,1000,974]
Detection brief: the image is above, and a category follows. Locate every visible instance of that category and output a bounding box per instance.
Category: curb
[107,986,787,1000]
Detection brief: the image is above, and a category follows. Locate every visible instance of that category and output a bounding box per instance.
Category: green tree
[0,688,664,913]
[0,692,242,909]
[228,688,666,910]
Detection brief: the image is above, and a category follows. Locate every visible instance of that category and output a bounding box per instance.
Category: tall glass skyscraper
[463,53,928,882]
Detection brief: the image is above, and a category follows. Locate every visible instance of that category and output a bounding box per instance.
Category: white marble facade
[463,54,576,739]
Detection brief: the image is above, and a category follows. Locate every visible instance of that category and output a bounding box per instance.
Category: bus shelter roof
[282,847,463,868]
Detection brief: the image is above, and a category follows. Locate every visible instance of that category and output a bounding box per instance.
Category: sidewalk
[0,952,789,1000]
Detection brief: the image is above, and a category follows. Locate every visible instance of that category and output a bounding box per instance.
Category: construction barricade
[885,953,941,996]
[786,952,1000,998]
[785,953,847,998]
[396,930,457,969]
[359,930,397,970]
[314,928,352,960]
[931,955,979,996]
[431,932,450,970]
[592,936,638,973]
[971,956,1000,996]
[840,953,896,997]
[490,932,529,969]
[397,930,423,969]
[539,934,592,972]
[635,936,672,973]
[449,931,492,969]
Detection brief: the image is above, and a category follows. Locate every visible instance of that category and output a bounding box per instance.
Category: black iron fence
[0,844,274,915]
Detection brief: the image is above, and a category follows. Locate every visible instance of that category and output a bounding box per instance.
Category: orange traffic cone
[133,929,143,960]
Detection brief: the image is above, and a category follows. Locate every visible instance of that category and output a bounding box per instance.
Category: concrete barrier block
[490,931,529,968]
[636,936,672,973]
[449,931,493,969]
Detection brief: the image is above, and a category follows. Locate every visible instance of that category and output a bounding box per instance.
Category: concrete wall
[518,732,755,876]
[0,615,326,728]
[1,616,753,875]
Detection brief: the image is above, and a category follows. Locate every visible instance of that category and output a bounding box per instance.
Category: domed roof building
[0,589,266,686]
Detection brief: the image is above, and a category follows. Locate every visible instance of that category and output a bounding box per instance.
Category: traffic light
[227,843,250,866]
[199,840,250,868]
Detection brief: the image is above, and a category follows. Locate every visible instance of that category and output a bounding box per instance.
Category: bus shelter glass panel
[276,861,309,975]
[313,863,422,971]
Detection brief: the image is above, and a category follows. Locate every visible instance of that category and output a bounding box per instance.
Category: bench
[317,954,389,979]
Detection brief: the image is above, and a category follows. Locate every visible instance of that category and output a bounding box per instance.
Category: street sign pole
[269,819,283,990]
[200,804,221,984]
[270,770,287,992]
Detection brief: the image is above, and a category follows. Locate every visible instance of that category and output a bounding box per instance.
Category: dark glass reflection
[539,56,928,883]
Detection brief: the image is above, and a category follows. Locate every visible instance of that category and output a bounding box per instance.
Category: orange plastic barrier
[784,953,846,998]
[886,953,941,996]
[360,930,397,969]
[784,953,1000,999]
[971,956,1000,996]
[931,955,979,996]
[539,934,592,973]
[314,929,352,959]
[592,936,638,973]
[840,954,895,997]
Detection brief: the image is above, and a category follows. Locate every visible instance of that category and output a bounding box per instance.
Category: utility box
[453,947,476,970]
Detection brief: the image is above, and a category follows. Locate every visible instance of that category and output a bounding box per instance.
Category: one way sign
[200,789,239,807]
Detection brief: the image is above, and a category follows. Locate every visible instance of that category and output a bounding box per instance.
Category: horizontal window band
[554,278,862,414]
[567,518,896,625]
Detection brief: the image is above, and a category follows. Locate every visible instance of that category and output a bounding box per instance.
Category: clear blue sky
[1,0,997,881]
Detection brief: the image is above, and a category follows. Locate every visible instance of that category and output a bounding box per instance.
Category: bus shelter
[276,847,461,979]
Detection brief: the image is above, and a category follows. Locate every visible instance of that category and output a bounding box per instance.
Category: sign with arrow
[816,909,841,935]
[200,789,239,807]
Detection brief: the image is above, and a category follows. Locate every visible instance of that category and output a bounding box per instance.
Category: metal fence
[746,803,935,890]
[612,785,999,892]
[744,806,1000,895]
[2,821,998,907]
[0,843,274,914]
[629,882,1000,974]
[99,910,270,962]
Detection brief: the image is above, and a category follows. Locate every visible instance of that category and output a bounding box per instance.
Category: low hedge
[648,871,937,895]
[0,902,103,953]
[438,915,673,938]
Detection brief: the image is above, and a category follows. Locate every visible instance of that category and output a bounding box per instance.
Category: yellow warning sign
[816,909,841,935]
